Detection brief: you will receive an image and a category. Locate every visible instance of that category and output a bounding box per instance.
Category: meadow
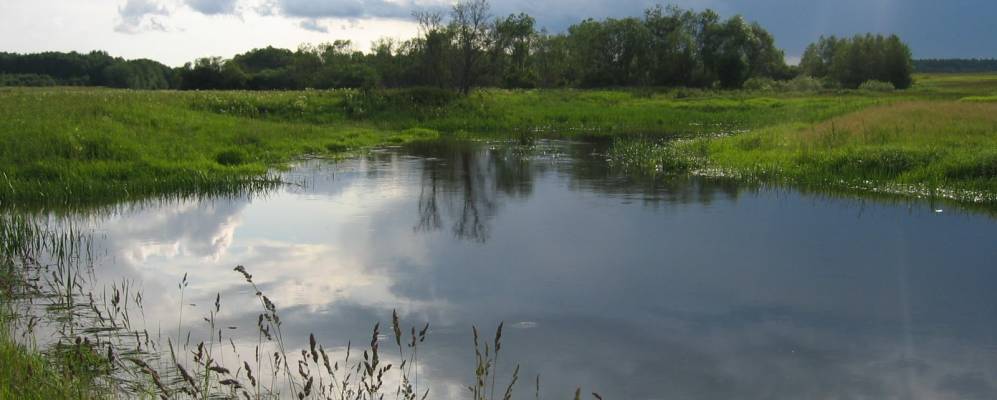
[0,83,889,209]
[4,74,996,211]
[653,73,997,204]
[2,75,997,398]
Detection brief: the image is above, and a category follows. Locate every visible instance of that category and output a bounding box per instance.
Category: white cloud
[299,18,329,33]
[278,0,423,20]
[116,0,171,33]
[185,0,239,15]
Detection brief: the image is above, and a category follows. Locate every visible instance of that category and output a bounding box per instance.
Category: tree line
[800,34,914,89]
[0,50,175,89]
[0,1,915,92]
[913,59,997,73]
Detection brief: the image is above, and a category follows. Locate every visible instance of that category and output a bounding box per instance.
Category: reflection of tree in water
[416,167,443,232]
[413,140,530,242]
[452,153,492,240]
[410,139,745,242]
[557,140,743,206]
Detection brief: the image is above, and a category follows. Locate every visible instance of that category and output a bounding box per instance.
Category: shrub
[742,76,822,93]
[785,76,823,92]
[343,87,458,119]
[325,142,349,153]
[0,73,57,87]
[743,77,776,91]
[959,95,997,103]
[17,163,63,181]
[944,153,997,180]
[397,87,458,108]
[215,149,248,166]
[858,80,896,92]
[827,147,934,177]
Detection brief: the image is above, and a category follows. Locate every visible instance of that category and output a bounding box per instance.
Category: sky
[0,0,995,67]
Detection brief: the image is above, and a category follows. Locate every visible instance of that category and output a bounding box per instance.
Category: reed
[0,212,619,400]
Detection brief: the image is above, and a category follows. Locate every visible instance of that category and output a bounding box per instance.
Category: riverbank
[672,100,997,204]
[1,73,995,210]
[0,330,102,400]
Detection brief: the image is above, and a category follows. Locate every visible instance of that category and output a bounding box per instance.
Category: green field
[1,73,996,209]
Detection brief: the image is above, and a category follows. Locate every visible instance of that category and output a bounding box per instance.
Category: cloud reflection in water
[65,140,997,400]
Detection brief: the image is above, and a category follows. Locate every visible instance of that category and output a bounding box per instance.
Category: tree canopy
[800,34,914,89]
[0,1,915,93]
[913,59,997,73]
[0,51,174,89]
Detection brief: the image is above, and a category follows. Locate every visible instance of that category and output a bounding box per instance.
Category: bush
[785,76,823,92]
[215,149,248,166]
[325,142,349,153]
[944,153,997,180]
[743,77,776,91]
[858,80,896,92]
[827,147,935,177]
[959,95,997,103]
[0,74,57,87]
[394,87,458,108]
[342,87,458,119]
[742,76,822,93]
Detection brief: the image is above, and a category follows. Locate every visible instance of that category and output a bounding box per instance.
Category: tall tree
[490,13,537,88]
[413,10,453,88]
[451,0,492,95]
[802,34,913,89]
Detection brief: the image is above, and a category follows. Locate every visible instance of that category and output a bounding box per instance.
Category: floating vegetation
[605,100,997,209]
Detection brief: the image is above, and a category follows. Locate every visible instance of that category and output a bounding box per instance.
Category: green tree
[412,11,454,88]
[490,13,537,88]
[451,0,493,95]
[803,34,913,89]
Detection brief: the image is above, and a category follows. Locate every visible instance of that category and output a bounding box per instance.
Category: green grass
[2,73,997,209]
[664,99,997,204]
[0,87,877,207]
[909,72,997,97]
[0,282,105,400]
[1,75,996,397]
[0,336,87,400]
[0,88,439,208]
[0,332,113,400]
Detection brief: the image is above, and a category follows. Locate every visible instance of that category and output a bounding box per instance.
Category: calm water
[32,140,997,399]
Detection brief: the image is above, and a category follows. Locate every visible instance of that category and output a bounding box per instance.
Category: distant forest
[0,1,915,92]
[913,59,997,73]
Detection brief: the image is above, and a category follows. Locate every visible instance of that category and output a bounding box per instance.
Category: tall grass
[1,218,556,399]
[3,74,997,209]
[0,88,440,208]
[1,85,885,209]
[605,100,997,205]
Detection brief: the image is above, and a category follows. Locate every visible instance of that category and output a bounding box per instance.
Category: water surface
[27,140,997,399]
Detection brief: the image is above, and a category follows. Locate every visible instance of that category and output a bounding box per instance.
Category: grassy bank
[1,73,996,209]
[0,265,99,399]
[0,88,445,207]
[0,86,878,208]
[0,329,104,400]
[607,73,997,205]
[670,100,997,203]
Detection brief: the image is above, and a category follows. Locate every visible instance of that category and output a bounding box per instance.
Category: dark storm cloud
[277,0,429,20]
[112,0,997,65]
[270,0,684,29]
[265,0,996,59]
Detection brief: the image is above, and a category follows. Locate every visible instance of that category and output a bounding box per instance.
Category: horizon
[2,0,996,68]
